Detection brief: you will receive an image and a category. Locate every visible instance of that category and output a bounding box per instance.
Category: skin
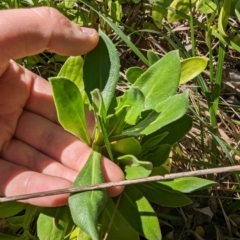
[0,7,124,207]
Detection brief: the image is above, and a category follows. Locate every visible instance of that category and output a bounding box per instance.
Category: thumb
[0,7,99,76]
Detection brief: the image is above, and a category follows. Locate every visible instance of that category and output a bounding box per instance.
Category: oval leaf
[115,87,145,125]
[58,56,84,89]
[125,67,144,84]
[83,29,120,111]
[57,56,88,103]
[110,137,141,155]
[122,111,159,137]
[158,177,217,193]
[107,106,129,136]
[167,0,197,23]
[37,206,73,240]
[152,0,169,28]
[144,144,172,167]
[197,0,217,14]
[141,132,169,154]
[141,91,189,135]
[100,199,139,240]
[70,227,92,240]
[50,77,90,145]
[117,186,161,240]
[147,50,160,66]
[180,57,208,84]
[136,182,192,207]
[146,114,192,146]
[133,50,181,110]
[68,150,107,240]
[118,155,153,179]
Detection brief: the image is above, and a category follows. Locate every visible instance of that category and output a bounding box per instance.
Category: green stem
[189,0,195,57]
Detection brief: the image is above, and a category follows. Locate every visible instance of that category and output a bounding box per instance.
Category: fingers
[14,110,125,197]
[0,7,98,76]
[0,159,71,206]
[1,136,124,206]
[1,139,77,182]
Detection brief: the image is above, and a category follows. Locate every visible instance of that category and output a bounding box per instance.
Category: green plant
[1,1,239,239]
[32,30,214,240]
[0,28,213,240]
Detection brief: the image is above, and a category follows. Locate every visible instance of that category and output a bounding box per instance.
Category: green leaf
[145,144,172,167]
[136,182,192,207]
[158,177,217,193]
[147,50,160,66]
[68,150,107,240]
[151,157,172,175]
[197,0,217,14]
[167,0,197,23]
[83,30,120,111]
[115,87,145,125]
[0,202,26,218]
[140,91,189,135]
[125,67,144,84]
[141,132,169,154]
[63,0,76,8]
[147,114,192,146]
[235,0,240,23]
[37,206,73,240]
[110,137,141,155]
[152,0,172,28]
[57,56,88,103]
[122,91,189,138]
[107,107,129,136]
[122,111,159,137]
[218,0,231,37]
[91,89,107,121]
[69,227,92,240]
[58,56,83,89]
[21,205,39,239]
[117,186,161,240]
[118,155,153,179]
[180,57,208,84]
[100,199,139,240]
[133,50,181,110]
[50,77,90,145]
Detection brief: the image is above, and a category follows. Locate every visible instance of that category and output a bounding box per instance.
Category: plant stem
[189,0,195,57]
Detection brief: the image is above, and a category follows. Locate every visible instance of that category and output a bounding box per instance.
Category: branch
[1,165,239,203]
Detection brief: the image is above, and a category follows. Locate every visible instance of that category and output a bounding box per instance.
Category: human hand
[0,7,124,207]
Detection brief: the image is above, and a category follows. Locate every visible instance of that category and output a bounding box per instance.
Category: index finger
[0,7,98,75]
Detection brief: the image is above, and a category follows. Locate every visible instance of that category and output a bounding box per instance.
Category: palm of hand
[0,7,123,207]
[0,60,90,206]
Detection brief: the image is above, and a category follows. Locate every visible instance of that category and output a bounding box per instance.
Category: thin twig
[1,165,240,203]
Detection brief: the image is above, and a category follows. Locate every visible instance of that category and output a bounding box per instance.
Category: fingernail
[82,27,97,37]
